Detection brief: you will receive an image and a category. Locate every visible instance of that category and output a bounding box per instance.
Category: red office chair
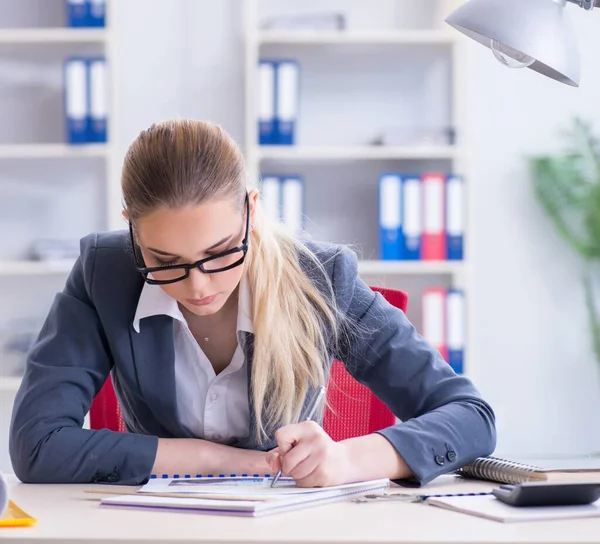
[90,287,407,440]
[323,286,406,441]
[90,376,127,433]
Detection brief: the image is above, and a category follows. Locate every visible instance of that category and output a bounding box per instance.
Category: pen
[270,385,326,488]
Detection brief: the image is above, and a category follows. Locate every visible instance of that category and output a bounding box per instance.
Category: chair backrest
[89,375,127,433]
[322,286,406,441]
[90,286,408,441]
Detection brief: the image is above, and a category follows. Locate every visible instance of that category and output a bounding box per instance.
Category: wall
[465,9,600,456]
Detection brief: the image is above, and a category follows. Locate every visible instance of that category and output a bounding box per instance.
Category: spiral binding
[456,456,548,484]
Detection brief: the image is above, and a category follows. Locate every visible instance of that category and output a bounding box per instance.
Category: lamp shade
[445,0,580,87]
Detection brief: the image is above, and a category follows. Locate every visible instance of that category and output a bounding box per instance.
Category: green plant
[530,117,600,364]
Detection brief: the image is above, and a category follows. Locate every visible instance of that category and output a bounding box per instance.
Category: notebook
[427,493,600,523]
[456,455,600,485]
[456,456,548,484]
[100,476,390,517]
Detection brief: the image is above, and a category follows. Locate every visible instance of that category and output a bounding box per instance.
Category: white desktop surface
[2,474,600,544]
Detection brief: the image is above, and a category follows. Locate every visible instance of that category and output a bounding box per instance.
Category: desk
[2,475,600,544]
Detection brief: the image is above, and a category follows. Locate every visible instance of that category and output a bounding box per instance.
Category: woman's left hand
[266,420,353,487]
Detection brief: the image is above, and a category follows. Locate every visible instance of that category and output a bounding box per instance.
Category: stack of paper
[100,476,389,517]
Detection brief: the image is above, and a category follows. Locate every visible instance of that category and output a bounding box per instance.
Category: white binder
[281,176,303,234]
[260,176,282,223]
[88,58,108,142]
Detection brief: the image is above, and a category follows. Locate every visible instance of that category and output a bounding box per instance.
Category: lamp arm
[565,0,600,10]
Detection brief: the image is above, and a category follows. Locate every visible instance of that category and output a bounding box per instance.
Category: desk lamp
[445,0,599,87]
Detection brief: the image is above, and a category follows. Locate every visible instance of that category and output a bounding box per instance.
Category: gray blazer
[9,231,496,486]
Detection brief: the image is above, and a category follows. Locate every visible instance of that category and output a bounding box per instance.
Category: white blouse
[133,277,253,443]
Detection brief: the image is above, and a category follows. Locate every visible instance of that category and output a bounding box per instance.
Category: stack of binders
[66,0,106,27]
[260,175,304,234]
[64,57,108,144]
[422,288,465,374]
[378,172,464,261]
[258,60,299,145]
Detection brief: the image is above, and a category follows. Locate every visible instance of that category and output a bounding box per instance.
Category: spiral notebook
[99,476,390,517]
[456,455,600,485]
[455,457,548,485]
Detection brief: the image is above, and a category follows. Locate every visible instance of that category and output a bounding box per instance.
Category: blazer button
[434,455,446,466]
[446,450,457,462]
[106,473,120,483]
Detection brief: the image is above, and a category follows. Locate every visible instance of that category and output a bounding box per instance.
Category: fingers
[283,444,321,482]
[274,420,324,456]
[294,466,328,488]
[273,421,329,482]
[267,451,281,473]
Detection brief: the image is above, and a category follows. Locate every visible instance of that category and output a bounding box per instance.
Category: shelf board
[358,260,464,275]
[0,144,108,159]
[0,260,75,276]
[258,29,456,45]
[0,28,107,44]
[257,145,460,161]
[0,376,22,393]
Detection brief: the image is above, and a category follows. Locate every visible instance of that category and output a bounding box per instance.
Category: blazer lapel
[240,331,278,451]
[129,315,191,438]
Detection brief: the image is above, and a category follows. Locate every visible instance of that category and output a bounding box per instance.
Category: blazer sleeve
[9,234,158,485]
[331,246,496,487]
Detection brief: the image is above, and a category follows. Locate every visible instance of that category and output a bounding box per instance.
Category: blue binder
[446,174,464,260]
[274,60,299,145]
[258,60,276,145]
[401,175,422,260]
[447,289,465,374]
[64,57,89,144]
[378,174,403,260]
[87,0,106,27]
[66,0,88,27]
[87,58,108,142]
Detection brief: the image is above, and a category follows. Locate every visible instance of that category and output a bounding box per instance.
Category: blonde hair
[122,119,340,441]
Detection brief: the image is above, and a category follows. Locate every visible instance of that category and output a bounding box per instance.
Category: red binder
[421,172,447,260]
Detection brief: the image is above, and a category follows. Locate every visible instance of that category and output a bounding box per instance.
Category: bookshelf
[0,28,108,44]
[243,0,471,373]
[0,143,109,159]
[0,0,118,472]
[257,145,461,161]
[258,29,456,45]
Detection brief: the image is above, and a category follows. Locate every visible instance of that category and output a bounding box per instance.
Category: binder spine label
[260,176,282,223]
[447,289,465,374]
[258,61,276,145]
[64,58,88,144]
[88,58,108,143]
[402,177,421,260]
[422,288,447,361]
[379,174,402,260]
[446,175,464,260]
[275,61,298,145]
[281,176,303,234]
[421,173,447,261]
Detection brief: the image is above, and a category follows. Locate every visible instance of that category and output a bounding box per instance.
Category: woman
[9,119,495,487]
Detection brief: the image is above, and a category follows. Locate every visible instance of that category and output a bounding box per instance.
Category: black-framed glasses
[129,193,250,285]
